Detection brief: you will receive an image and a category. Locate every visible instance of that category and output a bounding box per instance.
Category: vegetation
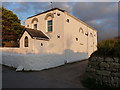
[1,7,24,47]
[81,37,120,89]
[91,37,120,57]
[80,75,119,89]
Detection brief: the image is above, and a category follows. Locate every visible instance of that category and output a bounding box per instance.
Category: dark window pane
[57,13,60,16]
[76,38,78,41]
[48,20,52,25]
[34,24,37,30]
[57,35,60,38]
[25,36,28,47]
[48,26,52,32]
[67,19,69,22]
[41,43,43,46]
[48,20,53,32]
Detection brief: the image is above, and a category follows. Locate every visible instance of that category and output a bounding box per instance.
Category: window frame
[79,27,84,34]
[34,24,37,30]
[47,20,53,32]
[24,36,28,47]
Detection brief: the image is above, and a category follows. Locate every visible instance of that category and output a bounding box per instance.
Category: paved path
[2,60,88,88]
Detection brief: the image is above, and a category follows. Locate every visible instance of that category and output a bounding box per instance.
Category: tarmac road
[2,60,88,88]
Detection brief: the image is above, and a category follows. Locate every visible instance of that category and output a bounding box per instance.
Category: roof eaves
[27,8,65,19]
[33,37,49,41]
[25,29,34,38]
[65,12,97,32]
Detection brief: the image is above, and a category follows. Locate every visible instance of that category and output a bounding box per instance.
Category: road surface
[2,60,88,88]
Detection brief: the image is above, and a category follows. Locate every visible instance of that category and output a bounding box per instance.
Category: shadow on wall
[1,49,88,71]
[63,49,88,63]
[66,36,73,49]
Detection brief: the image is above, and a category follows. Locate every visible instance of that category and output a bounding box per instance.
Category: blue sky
[2,2,118,41]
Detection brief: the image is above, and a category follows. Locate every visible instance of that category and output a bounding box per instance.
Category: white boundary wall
[1,48,88,71]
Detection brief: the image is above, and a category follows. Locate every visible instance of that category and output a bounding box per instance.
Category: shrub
[94,37,120,57]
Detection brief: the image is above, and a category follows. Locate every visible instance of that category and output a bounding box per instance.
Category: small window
[24,36,28,47]
[85,32,88,36]
[79,27,84,34]
[57,13,60,16]
[57,35,60,38]
[76,38,78,41]
[90,33,93,37]
[34,24,37,30]
[41,43,43,46]
[48,20,53,32]
[66,19,69,22]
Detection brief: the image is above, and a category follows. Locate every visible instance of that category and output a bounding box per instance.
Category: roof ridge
[27,8,65,19]
[25,28,49,40]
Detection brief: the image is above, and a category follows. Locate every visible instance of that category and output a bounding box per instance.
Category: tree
[1,7,24,47]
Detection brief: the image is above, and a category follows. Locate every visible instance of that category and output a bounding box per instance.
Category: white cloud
[2,2,118,41]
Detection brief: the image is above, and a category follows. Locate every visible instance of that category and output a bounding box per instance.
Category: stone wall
[86,56,120,88]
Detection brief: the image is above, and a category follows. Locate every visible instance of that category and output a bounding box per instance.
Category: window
[85,32,88,36]
[57,35,60,38]
[90,33,93,37]
[57,13,60,16]
[48,20,53,32]
[24,36,28,47]
[41,43,43,46]
[79,27,84,34]
[34,24,37,30]
[31,18,38,23]
[76,38,78,41]
[66,19,69,22]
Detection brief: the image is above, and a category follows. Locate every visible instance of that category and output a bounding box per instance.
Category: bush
[92,37,120,57]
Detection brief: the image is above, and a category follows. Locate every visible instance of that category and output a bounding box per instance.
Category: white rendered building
[2,8,98,70]
[19,8,97,61]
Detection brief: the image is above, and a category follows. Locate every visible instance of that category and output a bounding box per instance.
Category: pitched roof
[26,8,97,32]
[19,28,49,41]
[26,28,49,40]
[27,8,65,19]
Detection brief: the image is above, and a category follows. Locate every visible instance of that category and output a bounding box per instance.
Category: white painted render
[1,50,88,71]
[21,9,97,56]
[1,8,97,71]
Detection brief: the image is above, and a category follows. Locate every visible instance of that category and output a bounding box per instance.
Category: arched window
[48,20,53,32]
[79,27,84,34]
[45,13,54,20]
[90,33,93,37]
[31,18,38,23]
[45,13,54,32]
[31,18,38,30]
[24,36,28,47]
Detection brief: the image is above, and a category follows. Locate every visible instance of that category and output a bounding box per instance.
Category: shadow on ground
[2,60,88,88]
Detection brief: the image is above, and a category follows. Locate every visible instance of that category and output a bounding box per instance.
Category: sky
[1,1,119,42]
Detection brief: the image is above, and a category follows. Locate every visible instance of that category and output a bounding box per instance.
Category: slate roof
[19,28,49,41]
